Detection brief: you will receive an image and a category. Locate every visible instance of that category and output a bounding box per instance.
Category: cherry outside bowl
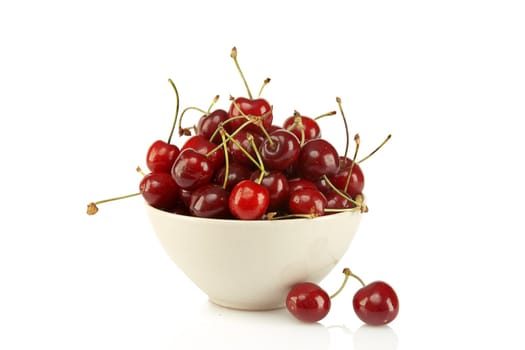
[145,203,362,310]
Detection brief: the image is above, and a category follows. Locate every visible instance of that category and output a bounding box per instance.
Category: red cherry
[282,113,321,143]
[171,148,214,190]
[227,48,273,133]
[139,172,179,210]
[313,176,331,195]
[213,162,252,191]
[144,79,181,173]
[288,188,327,216]
[259,129,301,171]
[181,134,225,170]
[328,157,365,197]
[189,184,231,219]
[146,140,180,173]
[228,180,269,220]
[287,178,318,193]
[298,139,340,181]
[325,190,355,210]
[353,281,399,326]
[286,282,331,323]
[250,170,290,211]
[196,109,228,144]
[227,97,273,133]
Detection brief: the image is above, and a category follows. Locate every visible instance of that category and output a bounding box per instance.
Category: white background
[1,0,525,349]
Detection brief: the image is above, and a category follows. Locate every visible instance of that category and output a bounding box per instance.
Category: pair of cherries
[286,268,399,326]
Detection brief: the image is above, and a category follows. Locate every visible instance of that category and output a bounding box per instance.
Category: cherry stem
[313,110,337,121]
[324,207,361,213]
[330,268,366,299]
[248,134,267,183]
[231,47,253,99]
[267,213,316,220]
[336,97,350,161]
[258,78,271,97]
[358,134,392,164]
[178,106,208,136]
[257,119,274,147]
[219,129,229,190]
[292,111,306,145]
[322,174,361,207]
[230,96,273,144]
[207,118,254,156]
[86,192,141,215]
[230,95,255,124]
[207,95,220,113]
[344,134,360,193]
[208,115,247,143]
[167,79,180,144]
[221,129,264,173]
[355,194,369,213]
[136,166,146,176]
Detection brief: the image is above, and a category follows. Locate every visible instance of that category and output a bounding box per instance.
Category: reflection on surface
[326,323,398,350]
[171,300,398,350]
[353,325,398,350]
[176,301,331,350]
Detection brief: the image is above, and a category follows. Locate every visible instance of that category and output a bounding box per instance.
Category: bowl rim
[145,202,362,225]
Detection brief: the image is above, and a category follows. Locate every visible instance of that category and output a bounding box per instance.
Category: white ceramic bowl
[145,204,362,310]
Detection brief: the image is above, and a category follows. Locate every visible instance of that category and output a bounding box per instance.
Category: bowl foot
[208,298,285,311]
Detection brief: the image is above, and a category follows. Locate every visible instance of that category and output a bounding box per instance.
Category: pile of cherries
[137,47,388,220]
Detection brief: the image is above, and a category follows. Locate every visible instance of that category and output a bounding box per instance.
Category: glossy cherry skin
[297,139,340,181]
[325,191,355,210]
[314,176,331,195]
[288,188,327,216]
[282,115,321,143]
[178,187,193,208]
[171,148,214,190]
[250,170,290,211]
[229,180,269,220]
[146,140,180,173]
[181,134,225,170]
[227,97,273,133]
[286,282,331,323]
[213,162,252,191]
[139,172,179,210]
[259,129,301,171]
[288,178,318,193]
[353,281,399,326]
[196,109,228,144]
[189,184,231,219]
[328,157,365,197]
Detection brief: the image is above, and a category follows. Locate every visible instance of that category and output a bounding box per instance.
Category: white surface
[1,0,525,349]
